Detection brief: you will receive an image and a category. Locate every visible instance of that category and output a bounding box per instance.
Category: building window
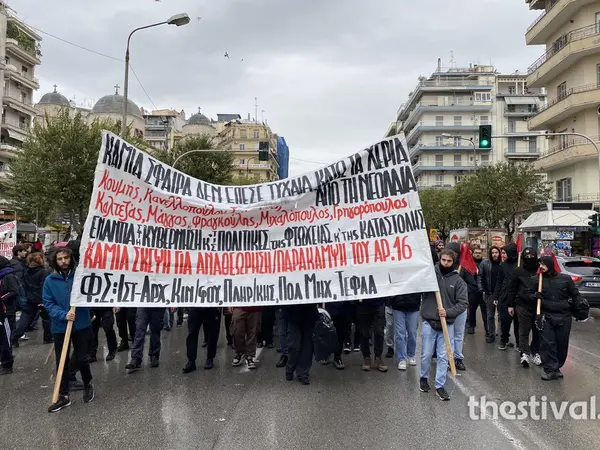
[529,137,537,153]
[239,128,247,138]
[453,116,462,126]
[435,135,443,146]
[239,159,245,164]
[556,178,572,201]
[454,154,462,166]
[454,175,463,184]
[508,120,516,133]
[435,174,443,186]
[453,137,461,147]
[480,115,489,125]
[253,130,260,139]
[508,86,516,95]
[239,143,245,151]
[435,154,443,166]
[435,116,444,126]
[596,12,600,33]
[480,154,490,166]
[19,116,26,129]
[475,92,491,102]
[508,138,516,152]
[507,104,516,112]
[557,82,567,100]
[21,66,28,74]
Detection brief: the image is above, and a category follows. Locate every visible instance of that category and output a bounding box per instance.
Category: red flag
[537,246,561,274]
[515,233,523,253]
[459,242,478,275]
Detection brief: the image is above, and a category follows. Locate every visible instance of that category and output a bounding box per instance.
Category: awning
[505,97,538,105]
[518,209,597,231]
[5,129,26,141]
[16,222,37,233]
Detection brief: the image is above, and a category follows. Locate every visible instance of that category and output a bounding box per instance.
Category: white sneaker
[408,357,417,366]
[397,360,407,370]
[532,354,542,366]
[20,335,30,341]
[520,353,530,368]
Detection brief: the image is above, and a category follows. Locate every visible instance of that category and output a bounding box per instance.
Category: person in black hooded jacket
[0,255,20,375]
[478,245,502,343]
[506,247,541,368]
[496,243,519,351]
[534,255,589,380]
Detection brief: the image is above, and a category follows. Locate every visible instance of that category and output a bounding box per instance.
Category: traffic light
[478,125,492,149]
[258,141,269,161]
[588,213,599,234]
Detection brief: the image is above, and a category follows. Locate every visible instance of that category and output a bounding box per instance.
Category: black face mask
[523,257,537,271]
[439,264,454,275]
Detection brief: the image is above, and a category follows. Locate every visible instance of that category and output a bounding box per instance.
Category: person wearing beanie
[496,243,520,351]
[535,255,589,380]
[478,246,502,343]
[506,248,541,367]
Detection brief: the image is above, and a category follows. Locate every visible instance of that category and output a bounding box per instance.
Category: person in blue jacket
[43,247,94,413]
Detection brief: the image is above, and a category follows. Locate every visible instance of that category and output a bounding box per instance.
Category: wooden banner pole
[51,306,76,404]
[434,291,457,376]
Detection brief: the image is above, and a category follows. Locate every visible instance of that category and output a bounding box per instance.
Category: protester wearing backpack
[0,255,21,374]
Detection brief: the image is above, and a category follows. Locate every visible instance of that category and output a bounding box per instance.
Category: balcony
[526,0,596,45]
[406,121,479,144]
[403,100,492,128]
[412,161,475,176]
[5,38,41,66]
[397,80,493,120]
[504,107,538,117]
[529,84,600,130]
[527,23,600,88]
[0,143,20,159]
[504,148,540,159]
[416,182,453,191]
[410,143,491,157]
[4,64,39,90]
[533,137,600,170]
[3,92,37,116]
[1,118,30,142]
[233,163,272,170]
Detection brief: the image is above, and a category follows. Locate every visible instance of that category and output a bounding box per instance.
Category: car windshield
[563,260,600,276]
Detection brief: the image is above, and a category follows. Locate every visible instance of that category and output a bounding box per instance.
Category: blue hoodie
[42,271,91,334]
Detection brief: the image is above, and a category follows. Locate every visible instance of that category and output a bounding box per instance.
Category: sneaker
[246,357,257,369]
[69,380,84,391]
[83,384,95,403]
[285,371,294,381]
[343,343,351,354]
[362,358,372,371]
[419,377,430,393]
[201,341,208,348]
[466,327,475,335]
[232,354,243,366]
[89,354,98,363]
[532,354,542,366]
[556,370,564,379]
[182,361,197,373]
[541,371,559,381]
[520,353,530,368]
[320,358,330,365]
[48,395,71,413]
[257,342,264,349]
[353,346,361,353]
[334,358,345,370]
[126,359,142,373]
[486,336,495,344]
[105,351,116,362]
[0,366,13,375]
[204,359,214,370]
[176,322,183,327]
[266,343,274,349]
[276,355,288,368]
[150,356,159,368]
[397,360,407,370]
[373,357,387,372]
[498,341,507,351]
[507,342,515,348]
[297,376,310,385]
[385,347,394,358]
[408,357,417,366]
[20,335,30,341]
[455,359,466,371]
[436,387,450,401]
[117,341,129,352]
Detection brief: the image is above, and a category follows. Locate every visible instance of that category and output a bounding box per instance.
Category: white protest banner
[0,221,17,258]
[71,131,438,307]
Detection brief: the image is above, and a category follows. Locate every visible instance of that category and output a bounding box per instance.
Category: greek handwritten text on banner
[71,131,438,307]
[0,220,17,259]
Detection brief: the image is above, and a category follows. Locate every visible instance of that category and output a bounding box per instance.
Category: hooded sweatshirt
[0,255,20,317]
[445,242,478,293]
[421,263,468,330]
[497,243,518,306]
[477,246,502,295]
[505,247,538,310]
[24,261,51,306]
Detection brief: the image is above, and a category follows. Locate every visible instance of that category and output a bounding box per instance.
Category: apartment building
[217,116,279,182]
[393,60,547,190]
[0,3,41,180]
[525,0,600,205]
[143,108,186,152]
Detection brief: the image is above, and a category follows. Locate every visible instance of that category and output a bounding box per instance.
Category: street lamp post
[442,133,478,167]
[121,13,190,137]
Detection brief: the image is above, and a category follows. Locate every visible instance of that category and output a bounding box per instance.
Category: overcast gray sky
[15,0,541,176]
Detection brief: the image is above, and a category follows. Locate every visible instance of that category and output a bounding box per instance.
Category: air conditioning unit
[522,137,530,141]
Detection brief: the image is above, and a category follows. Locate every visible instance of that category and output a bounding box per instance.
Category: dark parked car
[556,256,600,309]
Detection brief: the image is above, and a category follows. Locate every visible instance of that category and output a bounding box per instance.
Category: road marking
[569,345,600,360]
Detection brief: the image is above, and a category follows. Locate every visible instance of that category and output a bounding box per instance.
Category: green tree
[231,173,262,186]
[153,134,234,185]
[419,188,459,241]
[7,109,144,232]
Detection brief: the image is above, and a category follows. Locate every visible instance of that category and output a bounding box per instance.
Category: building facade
[525,0,600,205]
[276,135,289,179]
[393,60,547,190]
[0,3,41,181]
[143,108,186,152]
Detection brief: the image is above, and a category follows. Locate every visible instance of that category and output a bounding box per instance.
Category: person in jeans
[357,298,387,372]
[125,307,165,373]
[419,249,468,401]
[325,301,349,370]
[275,307,288,368]
[43,247,94,412]
[387,293,421,370]
[182,307,221,373]
[384,304,395,358]
[231,306,263,369]
[446,242,470,371]
[283,304,318,384]
[478,246,502,343]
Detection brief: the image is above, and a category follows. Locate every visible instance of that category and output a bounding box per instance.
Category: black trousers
[116,307,136,343]
[500,304,519,347]
[485,294,499,338]
[176,308,185,325]
[331,314,348,359]
[131,308,164,361]
[224,310,233,344]
[516,306,540,355]
[346,303,361,347]
[357,304,385,359]
[186,308,221,362]
[258,306,276,345]
[14,304,51,342]
[0,316,13,368]
[54,327,93,396]
[286,321,314,379]
[467,291,488,333]
[91,308,118,355]
[540,313,572,373]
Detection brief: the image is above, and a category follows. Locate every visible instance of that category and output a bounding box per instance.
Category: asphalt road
[2,310,600,450]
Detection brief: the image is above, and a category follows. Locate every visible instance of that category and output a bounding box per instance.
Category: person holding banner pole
[42,248,94,412]
[419,249,467,401]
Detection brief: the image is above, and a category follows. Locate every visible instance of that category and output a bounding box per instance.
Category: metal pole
[468,138,477,167]
[246,157,256,176]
